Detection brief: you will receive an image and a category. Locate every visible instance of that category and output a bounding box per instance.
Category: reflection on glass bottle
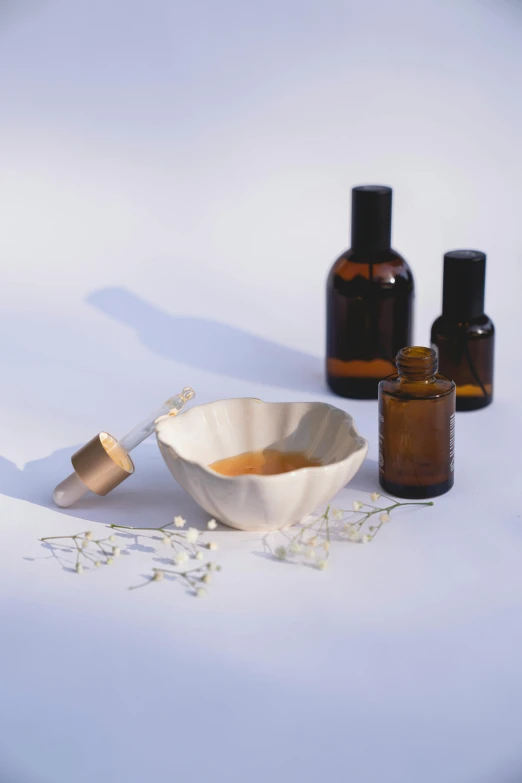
[326,186,414,400]
[379,347,455,499]
[431,250,494,412]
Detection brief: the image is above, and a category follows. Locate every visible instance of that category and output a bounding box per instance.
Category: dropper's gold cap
[71,432,135,496]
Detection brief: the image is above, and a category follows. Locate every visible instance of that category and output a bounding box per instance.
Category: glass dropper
[53,387,195,508]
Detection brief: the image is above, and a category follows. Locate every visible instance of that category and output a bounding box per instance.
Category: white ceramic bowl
[156,398,368,532]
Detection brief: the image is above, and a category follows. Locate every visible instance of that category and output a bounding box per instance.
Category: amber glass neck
[397,347,437,380]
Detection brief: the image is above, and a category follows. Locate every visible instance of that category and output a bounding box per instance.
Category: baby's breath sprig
[109,516,219,563]
[130,560,222,597]
[38,516,222,596]
[266,492,433,568]
[39,531,120,573]
[338,493,433,543]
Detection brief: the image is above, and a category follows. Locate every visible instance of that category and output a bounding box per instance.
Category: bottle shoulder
[328,248,414,288]
[431,314,494,340]
[379,373,455,400]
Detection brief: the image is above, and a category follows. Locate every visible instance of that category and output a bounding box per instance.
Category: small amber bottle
[379,347,455,499]
[326,185,414,399]
[431,250,494,411]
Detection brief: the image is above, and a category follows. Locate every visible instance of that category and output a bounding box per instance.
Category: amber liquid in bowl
[210,449,322,476]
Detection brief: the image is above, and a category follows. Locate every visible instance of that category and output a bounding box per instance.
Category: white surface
[156,398,368,530]
[1,0,522,781]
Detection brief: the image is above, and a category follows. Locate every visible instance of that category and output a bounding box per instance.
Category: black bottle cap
[442,249,486,321]
[351,185,392,253]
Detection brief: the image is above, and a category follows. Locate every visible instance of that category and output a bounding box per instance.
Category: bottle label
[449,412,455,473]
[378,404,385,474]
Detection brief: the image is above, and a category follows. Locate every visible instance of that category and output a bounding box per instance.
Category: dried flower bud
[109,535,116,543]
[162,536,171,547]
[106,557,114,566]
[370,492,381,502]
[196,587,206,598]
[112,547,120,557]
[380,512,390,523]
[202,573,211,584]
[75,563,83,574]
[207,541,218,551]
[84,531,93,541]
[152,571,164,582]
[275,546,287,560]
[195,551,203,561]
[353,501,363,512]
[317,559,329,570]
[207,519,217,530]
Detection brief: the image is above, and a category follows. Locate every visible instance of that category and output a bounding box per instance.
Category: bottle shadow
[86,287,324,394]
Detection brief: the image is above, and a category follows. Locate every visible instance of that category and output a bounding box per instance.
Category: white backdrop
[1,1,522,781]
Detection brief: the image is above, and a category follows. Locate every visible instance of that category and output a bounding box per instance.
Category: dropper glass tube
[53,387,195,508]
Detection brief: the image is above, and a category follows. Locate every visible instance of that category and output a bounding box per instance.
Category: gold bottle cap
[71,432,135,496]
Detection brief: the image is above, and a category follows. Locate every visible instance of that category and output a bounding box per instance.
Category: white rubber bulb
[53,472,89,508]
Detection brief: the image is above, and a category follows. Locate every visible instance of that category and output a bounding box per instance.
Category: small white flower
[207,519,217,530]
[196,587,207,598]
[207,541,218,551]
[275,546,287,560]
[84,531,93,541]
[202,573,211,584]
[94,560,102,568]
[75,563,83,574]
[331,508,343,521]
[305,547,316,559]
[307,536,318,547]
[186,527,199,544]
[317,559,329,570]
[380,512,390,523]
[113,547,120,557]
[152,571,164,582]
[195,551,204,561]
[362,534,372,544]
[161,536,171,547]
[81,540,89,549]
[175,551,189,566]
[106,557,114,566]
[323,540,331,552]
[348,530,360,542]
[108,535,116,543]
[370,492,381,502]
[288,542,302,554]
[353,500,364,512]
[173,516,186,528]
[207,562,217,571]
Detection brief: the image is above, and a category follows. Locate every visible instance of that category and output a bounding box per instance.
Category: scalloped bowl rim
[155,397,368,482]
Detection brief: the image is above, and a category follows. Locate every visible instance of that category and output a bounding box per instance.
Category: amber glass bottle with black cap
[379,347,455,499]
[326,185,414,399]
[431,250,494,411]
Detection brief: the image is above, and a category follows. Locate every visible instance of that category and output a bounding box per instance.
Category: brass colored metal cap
[71,432,135,496]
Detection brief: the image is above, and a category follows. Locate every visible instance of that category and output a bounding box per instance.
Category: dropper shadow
[0,443,211,530]
[86,287,324,393]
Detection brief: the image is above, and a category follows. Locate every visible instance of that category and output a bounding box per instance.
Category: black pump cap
[442,249,486,321]
[351,185,392,253]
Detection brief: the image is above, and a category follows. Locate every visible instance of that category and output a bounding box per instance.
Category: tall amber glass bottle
[431,250,494,411]
[379,347,455,499]
[326,185,414,399]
